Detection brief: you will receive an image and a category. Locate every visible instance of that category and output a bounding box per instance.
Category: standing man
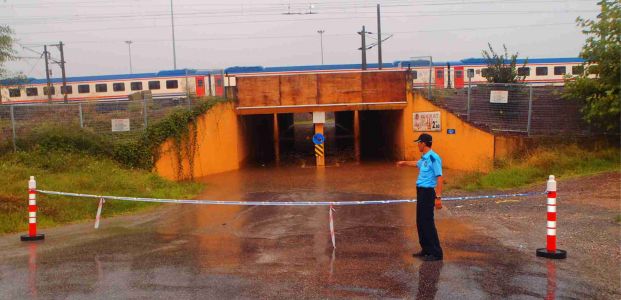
[397,133,444,261]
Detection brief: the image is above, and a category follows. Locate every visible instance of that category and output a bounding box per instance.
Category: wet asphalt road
[0,163,594,299]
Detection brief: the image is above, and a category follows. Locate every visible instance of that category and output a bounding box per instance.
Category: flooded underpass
[0,163,595,298]
[240,110,405,167]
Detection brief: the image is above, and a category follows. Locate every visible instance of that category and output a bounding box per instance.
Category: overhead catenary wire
[17,22,577,46]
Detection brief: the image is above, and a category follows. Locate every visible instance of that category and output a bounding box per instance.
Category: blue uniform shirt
[416,149,443,188]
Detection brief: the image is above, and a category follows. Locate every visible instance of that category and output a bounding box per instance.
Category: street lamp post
[170,0,177,70]
[125,40,133,74]
[317,29,325,65]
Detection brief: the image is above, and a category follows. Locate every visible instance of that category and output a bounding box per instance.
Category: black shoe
[422,255,443,261]
[412,251,427,257]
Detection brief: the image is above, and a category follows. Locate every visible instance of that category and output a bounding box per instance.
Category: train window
[148,81,160,90]
[536,67,548,76]
[455,70,463,78]
[571,65,584,75]
[9,88,21,97]
[78,84,90,93]
[95,84,108,93]
[197,79,204,87]
[467,69,475,78]
[43,86,55,95]
[216,79,223,86]
[411,70,418,79]
[481,68,490,77]
[60,85,73,94]
[26,88,38,96]
[436,70,443,78]
[113,82,125,92]
[166,80,179,89]
[518,67,530,76]
[130,82,143,91]
[554,66,566,75]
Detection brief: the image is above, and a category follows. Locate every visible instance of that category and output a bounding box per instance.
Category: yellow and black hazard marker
[315,144,325,158]
[312,132,325,166]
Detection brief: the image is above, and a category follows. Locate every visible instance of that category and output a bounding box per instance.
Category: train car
[405,57,585,89]
[225,57,585,89]
[1,57,585,104]
[0,69,227,104]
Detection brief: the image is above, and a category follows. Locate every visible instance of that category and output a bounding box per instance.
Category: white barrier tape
[329,205,336,249]
[547,198,556,205]
[29,212,36,218]
[548,205,557,213]
[29,200,36,206]
[36,190,545,206]
[29,194,36,200]
[94,197,105,229]
[547,221,556,228]
[29,218,36,224]
[547,228,556,236]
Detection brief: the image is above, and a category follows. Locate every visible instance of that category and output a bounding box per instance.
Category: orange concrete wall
[402,92,496,172]
[155,102,247,180]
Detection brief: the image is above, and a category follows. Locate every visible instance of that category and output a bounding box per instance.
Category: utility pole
[358,26,368,70]
[377,4,382,70]
[125,41,133,74]
[58,42,68,103]
[170,0,177,70]
[43,45,52,103]
[317,30,325,65]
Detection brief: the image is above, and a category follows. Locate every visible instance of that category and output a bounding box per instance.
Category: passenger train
[0,57,584,104]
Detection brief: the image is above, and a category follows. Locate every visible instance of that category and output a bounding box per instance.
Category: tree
[564,1,620,134]
[0,25,17,79]
[481,43,527,83]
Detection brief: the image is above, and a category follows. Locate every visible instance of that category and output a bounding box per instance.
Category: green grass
[0,150,203,234]
[450,144,620,191]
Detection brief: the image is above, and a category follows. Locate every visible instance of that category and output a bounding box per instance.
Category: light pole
[317,30,325,65]
[170,0,177,70]
[125,40,133,74]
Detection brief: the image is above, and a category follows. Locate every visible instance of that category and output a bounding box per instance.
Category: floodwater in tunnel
[240,110,404,167]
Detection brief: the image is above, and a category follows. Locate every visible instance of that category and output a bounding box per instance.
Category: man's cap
[414,133,432,143]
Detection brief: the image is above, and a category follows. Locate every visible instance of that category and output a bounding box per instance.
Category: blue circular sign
[312,133,325,145]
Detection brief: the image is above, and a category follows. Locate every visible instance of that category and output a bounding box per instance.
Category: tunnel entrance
[240,114,276,165]
[240,109,403,166]
[359,110,403,161]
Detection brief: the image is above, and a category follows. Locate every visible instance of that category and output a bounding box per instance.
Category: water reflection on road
[0,162,572,298]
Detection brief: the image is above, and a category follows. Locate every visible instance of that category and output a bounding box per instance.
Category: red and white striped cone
[536,175,566,259]
[21,176,45,241]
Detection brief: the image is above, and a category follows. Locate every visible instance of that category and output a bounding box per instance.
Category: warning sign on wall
[413,111,441,132]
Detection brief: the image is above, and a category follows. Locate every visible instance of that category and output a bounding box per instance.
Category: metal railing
[427,82,587,136]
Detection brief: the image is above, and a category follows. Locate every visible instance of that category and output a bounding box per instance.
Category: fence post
[78,103,84,128]
[467,76,472,121]
[527,85,533,136]
[10,105,16,152]
[428,58,432,100]
[143,95,148,128]
[185,69,192,109]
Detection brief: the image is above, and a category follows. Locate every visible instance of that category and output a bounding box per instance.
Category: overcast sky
[1,0,599,78]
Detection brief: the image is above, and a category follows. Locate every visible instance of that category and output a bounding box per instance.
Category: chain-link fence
[0,94,194,152]
[428,83,587,136]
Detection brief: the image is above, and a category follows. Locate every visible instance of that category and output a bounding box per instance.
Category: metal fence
[427,83,587,136]
[0,95,194,152]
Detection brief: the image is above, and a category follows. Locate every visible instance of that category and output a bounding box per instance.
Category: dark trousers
[416,187,443,258]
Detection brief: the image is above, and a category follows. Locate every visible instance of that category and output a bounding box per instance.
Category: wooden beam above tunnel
[236,102,407,115]
[234,70,408,115]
